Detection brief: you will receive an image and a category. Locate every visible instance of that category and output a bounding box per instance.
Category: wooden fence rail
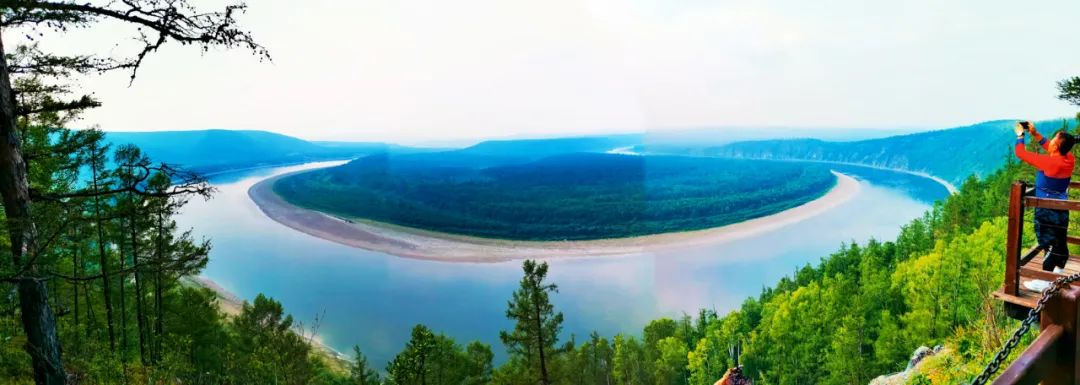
[992,181,1080,384]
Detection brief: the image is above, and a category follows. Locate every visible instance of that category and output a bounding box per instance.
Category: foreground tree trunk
[153,209,165,363]
[90,151,116,351]
[72,225,80,329]
[0,24,67,385]
[129,200,149,364]
[535,299,550,385]
[118,231,128,357]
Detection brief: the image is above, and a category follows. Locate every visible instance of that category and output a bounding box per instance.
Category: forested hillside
[666,119,1072,185]
[273,153,837,240]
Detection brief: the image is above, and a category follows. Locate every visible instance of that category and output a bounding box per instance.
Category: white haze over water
[10,0,1080,144]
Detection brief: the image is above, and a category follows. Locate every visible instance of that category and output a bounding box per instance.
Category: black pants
[1035,207,1070,271]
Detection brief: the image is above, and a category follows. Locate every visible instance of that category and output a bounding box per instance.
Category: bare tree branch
[7,44,133,76]
[5,0,271,84]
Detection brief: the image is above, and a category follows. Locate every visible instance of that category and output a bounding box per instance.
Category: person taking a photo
[1014,121,1076,282]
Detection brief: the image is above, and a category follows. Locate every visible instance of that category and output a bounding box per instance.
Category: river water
[176,161,949,366]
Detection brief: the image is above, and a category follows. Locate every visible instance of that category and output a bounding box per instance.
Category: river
[176,160,950,366]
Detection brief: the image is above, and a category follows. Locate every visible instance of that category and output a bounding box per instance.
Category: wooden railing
[1002,181,1080,296]
[993,181,1080,385]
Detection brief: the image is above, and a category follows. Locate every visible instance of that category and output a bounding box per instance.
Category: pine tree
[387,324,437,385]
[0,2,267,382]
[500,260,564,385]
[1058,76,1080,106]
[231,294,313,385]
[350,345,382,385]
[463,341,494,385]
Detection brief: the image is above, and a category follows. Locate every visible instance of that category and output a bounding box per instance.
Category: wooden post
[991,286,1079,385]
[990,325,1065,385]
[1039,285,1080,385]
[1005,181,1026,295]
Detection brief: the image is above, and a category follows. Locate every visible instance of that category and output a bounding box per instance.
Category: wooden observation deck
[989,181,1080,385]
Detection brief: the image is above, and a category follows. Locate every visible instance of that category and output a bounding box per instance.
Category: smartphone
[1020,121,1031,130]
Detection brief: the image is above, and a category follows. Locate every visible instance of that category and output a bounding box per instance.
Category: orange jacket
[1016,132,1074,198]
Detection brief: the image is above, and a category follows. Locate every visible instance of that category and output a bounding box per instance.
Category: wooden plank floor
[1028,251,1080,275]
[994,251,1080,309]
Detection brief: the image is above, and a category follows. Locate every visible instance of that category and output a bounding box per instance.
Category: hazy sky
[12,0,1080,143]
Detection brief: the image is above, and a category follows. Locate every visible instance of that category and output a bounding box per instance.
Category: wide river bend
[177,161,949,366]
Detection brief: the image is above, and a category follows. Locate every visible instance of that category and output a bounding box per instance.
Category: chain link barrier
[969,271,1080,385]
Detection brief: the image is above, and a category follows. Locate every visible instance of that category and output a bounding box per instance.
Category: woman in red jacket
[1014,121,1076,273]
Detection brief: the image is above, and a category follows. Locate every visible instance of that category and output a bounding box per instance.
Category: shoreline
[247,169,861,262]
[716,158,958,194]
[183,276,349,364]
[795,160,958,194]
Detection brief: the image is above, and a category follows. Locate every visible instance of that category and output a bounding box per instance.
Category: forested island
[272,153,837,241]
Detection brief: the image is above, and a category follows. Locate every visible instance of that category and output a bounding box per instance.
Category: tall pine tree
[500,260,564,385]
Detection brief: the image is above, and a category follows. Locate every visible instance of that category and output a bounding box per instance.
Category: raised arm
[1030,123,1050,151]
[1015,136,1057,171]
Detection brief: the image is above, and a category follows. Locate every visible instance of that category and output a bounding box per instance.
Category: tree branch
[6,0,271,84]
[7,44,134,77]
[16,94,100,116]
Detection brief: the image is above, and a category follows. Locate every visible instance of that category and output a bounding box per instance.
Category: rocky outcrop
[869,345,944,385]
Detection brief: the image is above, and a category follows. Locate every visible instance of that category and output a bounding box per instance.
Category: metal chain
[969,271,1080,385]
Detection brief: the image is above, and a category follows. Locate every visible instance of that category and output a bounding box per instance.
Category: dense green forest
[273,153,837,240]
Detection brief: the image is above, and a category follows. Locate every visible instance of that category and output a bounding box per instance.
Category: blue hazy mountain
[457,134,643,157]
[104,119,1070,183]
[104,130,416,174]
[637,126,918,148]
[663,119,1074,185]
[452,128,913,155]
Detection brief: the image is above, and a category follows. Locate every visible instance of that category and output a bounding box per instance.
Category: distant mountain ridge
[104,119,1074,183]
[681,119,1075,185]
[104,130,413,174]
[458,134,643,157]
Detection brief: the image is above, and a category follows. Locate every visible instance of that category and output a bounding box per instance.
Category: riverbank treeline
[273,153,837,241]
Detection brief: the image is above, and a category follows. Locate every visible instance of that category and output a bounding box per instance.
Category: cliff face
[700,120,1035,185]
